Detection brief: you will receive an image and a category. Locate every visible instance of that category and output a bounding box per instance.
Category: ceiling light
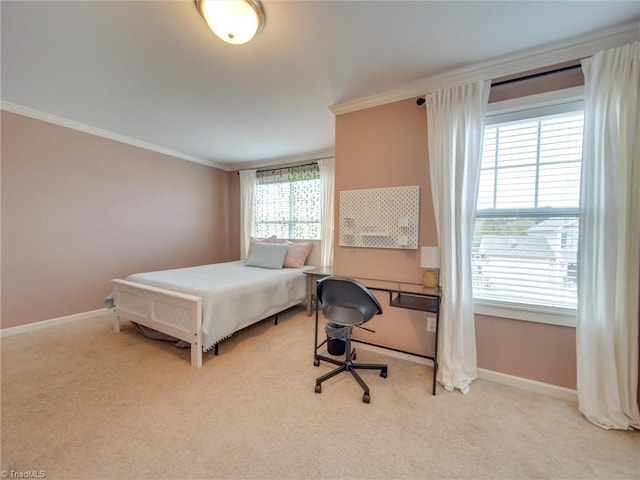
[196,0,266,45]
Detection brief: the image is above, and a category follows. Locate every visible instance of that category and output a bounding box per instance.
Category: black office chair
[313,276,388,403]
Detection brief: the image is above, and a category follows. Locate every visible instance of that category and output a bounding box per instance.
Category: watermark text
[1,470,47,479]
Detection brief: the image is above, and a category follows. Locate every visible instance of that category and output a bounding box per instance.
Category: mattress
[125,260,312,351]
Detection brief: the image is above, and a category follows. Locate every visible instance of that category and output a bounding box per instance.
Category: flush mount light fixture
[195,0,266,45]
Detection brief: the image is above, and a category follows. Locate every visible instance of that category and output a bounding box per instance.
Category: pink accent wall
[334,97,578,389]
[1,111,238,329]
[475,315,577,388]
[334,98,438,358]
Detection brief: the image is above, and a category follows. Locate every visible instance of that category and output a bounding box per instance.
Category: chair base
[314,342,388,403]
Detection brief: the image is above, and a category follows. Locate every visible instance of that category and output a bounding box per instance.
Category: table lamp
[420,246,440,288]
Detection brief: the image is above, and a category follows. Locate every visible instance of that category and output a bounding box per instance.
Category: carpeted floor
[1,306,639,480]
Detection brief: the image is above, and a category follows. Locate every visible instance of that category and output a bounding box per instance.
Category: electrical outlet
[427,317,437,333]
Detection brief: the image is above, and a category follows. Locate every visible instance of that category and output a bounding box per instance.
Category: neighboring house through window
[472,88,583,319]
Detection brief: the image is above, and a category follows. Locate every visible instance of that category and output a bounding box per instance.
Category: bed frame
[112,278,304,368]
[112,279,204,367]
[112,240,321,368]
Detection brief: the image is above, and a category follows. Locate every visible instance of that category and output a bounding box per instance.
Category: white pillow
[248,235,277,253]
[245,242,289,269]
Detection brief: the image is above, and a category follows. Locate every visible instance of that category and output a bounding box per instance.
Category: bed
[112,239,318,368]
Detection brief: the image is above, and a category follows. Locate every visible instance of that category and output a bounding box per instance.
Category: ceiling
[2,1,638,170]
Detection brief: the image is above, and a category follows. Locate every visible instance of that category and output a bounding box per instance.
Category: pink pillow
[284,242,313,268]
[248,235,277,256]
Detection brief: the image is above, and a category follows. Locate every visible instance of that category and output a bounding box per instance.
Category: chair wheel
[380,368,388,378]
[363,392,370,403]
[315,384,322,394]
[313,358,319,367]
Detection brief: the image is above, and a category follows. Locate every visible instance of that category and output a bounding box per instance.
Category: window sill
[474,302,577,328]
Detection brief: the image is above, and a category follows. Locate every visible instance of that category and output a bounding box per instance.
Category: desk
[305,268,441,395]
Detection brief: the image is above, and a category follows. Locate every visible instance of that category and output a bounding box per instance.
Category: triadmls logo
[1,471,46,479]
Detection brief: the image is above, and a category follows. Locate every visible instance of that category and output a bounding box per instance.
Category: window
[473,93,583,314]
[253,163,321,239]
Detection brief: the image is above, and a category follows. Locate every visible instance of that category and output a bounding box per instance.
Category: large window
[253,163,321,239]
[472,95,583,313]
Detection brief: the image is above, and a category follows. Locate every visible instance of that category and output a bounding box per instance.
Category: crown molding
[330,23,640,116]
[0,102,228,170]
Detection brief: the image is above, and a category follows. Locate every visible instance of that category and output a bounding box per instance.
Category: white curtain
[239,169,256,260]
[426,80,491,394]
[577,41,640,430]
[318,157,335,267]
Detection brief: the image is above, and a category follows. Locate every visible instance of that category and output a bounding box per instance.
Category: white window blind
[254,163,321,239]
[473,103,583,312]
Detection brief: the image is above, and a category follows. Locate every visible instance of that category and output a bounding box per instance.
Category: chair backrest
[317,276,383,326]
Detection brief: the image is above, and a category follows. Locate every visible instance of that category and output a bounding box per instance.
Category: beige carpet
[1,307,639,480]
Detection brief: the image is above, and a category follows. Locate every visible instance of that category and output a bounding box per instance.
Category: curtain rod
[415,63,582,105]
[491,63,582,87]
[257,161,317,174]
[236,161,318,175]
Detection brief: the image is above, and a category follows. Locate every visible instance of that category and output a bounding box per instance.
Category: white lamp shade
[198,0,265,45]
[420,247,440,269]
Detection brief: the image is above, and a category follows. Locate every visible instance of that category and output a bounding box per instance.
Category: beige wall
[334,97,577,389]
[1,111,238,329]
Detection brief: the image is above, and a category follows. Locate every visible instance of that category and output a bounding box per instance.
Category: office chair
[313,276,387,403]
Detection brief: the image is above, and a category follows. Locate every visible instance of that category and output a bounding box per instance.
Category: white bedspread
[126,261,311,351]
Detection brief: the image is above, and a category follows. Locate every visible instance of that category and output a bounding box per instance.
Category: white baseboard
[0,308,112,338]
[356,342,434,367]
[477,368,578,402]
[357,342,577,403]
